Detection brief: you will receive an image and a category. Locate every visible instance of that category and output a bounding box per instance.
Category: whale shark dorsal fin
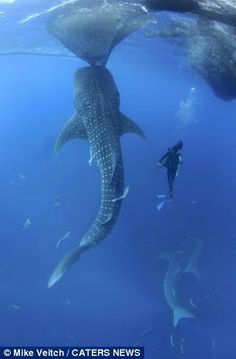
[55,113,87,154]
[120,113,146,140]
[186,262,200,280]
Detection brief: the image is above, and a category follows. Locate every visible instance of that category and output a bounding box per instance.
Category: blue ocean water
[0,28,236,359]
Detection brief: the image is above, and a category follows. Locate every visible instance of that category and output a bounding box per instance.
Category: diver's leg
[167,168,175,199]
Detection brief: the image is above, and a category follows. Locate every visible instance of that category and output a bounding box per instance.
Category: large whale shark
[157,236,203,327]
[144,0,236,27]
[146,18,236,101]
[143,0,236,100]
[48,66,145,288]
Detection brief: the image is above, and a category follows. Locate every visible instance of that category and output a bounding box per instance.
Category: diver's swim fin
[157,194,166,199]
[156,193,174,211]
[157,200,166,211]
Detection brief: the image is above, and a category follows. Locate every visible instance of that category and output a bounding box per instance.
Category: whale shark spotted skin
[156,236,203,327]
[48,66,145,288]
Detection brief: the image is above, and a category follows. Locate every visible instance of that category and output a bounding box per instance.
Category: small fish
[189,298,198,308]
[19,173,26,180]
[56,231,71,249]
[8,304,21,311]
[170,333,175,347]
[180,338,185,354]
[88,148,96,166]
[211,339,216,353]
[112,186,129,202]
[139,326,152,337]
[23,217,31,230]
[54,201,61,207]
[1,0,16,3]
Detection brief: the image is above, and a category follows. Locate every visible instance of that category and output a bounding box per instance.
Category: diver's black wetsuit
[158,141,183,199]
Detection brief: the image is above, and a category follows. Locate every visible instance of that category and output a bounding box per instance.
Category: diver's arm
[157,150,169,167]
[175,154,183,177]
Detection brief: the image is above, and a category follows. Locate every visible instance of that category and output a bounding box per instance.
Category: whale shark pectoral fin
[187,262,200,280]
[120,113,146,140]
[48,247,83,288]
[173,306,195,327]
[55,113,88,155]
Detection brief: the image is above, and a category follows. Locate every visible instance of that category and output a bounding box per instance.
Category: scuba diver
[157,140,183,200]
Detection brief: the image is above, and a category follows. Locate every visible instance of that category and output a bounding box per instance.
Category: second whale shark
[48,66,145,287]
[157,236,203,327]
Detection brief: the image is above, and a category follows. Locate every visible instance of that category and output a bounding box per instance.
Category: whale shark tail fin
[48,247,83,288]
[55,113,87,155]
[47,1,152,66]
[173,306,195,327]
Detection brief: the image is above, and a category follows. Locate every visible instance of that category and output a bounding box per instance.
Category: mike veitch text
[1,347,144,358]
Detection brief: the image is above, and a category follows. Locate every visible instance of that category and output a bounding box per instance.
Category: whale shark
[48,66,145,288]
[156,236,203,327]
[144,0,236,27]
[184,20,236,101]
[146,17,236,101]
